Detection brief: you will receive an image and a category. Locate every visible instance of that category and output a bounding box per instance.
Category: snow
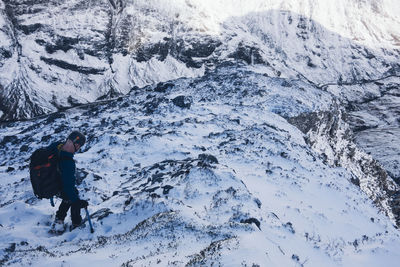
[129,55,205,89]
[1,0,400,265]
[1,65,400,266]
[2,0,400,120]
[189,0,400,49]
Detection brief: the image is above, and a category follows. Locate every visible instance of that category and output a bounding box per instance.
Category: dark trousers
[55,200,82,225]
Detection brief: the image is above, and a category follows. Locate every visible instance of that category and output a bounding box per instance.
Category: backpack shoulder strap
[57,143,64,151]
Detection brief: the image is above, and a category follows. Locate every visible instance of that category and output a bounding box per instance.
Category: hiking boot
[50,219,66,235]
[69,222,86,232]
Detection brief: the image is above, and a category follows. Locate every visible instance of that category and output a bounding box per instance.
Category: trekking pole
[85,208,94,233]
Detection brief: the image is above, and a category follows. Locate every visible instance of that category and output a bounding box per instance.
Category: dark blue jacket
[49,142,79,203]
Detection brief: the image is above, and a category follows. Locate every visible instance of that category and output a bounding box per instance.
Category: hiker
[50,131,89,233]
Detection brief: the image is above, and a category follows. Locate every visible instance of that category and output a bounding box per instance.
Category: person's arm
[59,151,79,203]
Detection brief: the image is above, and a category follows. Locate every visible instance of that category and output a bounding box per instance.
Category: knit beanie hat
[67,131,86,147]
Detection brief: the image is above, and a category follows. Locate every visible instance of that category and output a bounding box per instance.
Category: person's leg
[55,200,71,221]
[70,203,82,226]
[52,200,70,233]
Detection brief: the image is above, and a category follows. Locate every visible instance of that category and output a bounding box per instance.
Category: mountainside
[1,66,400,266]
[1,0,400,266]
[1,0,399,121]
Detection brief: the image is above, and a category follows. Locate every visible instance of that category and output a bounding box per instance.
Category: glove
[74,199,88,209]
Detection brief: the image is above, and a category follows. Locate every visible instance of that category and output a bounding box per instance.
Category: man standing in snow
[51,131,89,233]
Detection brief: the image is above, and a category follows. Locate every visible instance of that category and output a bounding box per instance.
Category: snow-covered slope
[1,0,400,266]
[1,1,399,176]
[1,66,400,266]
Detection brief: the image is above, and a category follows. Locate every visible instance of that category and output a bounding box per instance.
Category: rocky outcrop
[288,103,400,225]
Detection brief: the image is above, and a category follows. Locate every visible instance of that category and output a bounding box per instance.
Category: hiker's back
[29,142,63,199]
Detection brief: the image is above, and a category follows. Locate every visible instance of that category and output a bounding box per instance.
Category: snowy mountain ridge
[1,0,399,120]
[1,0,400,266]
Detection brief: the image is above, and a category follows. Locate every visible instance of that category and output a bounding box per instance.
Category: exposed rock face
[339,79,400,183]
[288,105,400,225]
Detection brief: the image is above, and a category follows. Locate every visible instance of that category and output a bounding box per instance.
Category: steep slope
[1,66,400,266]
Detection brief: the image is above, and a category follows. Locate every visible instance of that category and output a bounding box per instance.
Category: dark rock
[54,124,69,134]
[151,173,164,184]
[283,222,295,233]
[19,23,42,34]
[146,186,160,193]
[135,41,170,62]
[144,98,164,114]
[20,145,29,152]
[40,56,105,75]
[281,80,292,87]
[45,35,79,53]
[150,193,161,198]
[1,136,18,145]
[179,38,221,59]
[240,218,261,230]
[134,36,220,68]
[307,56,317,68]
[198,154,218,164]
[350,176,360,186]
[91,208,113,220]
[175,38,221,68]
[172,95,192,109]
[280,152,289,158]
[0,48,12,59]
[5,243,16,252]
[162,185,174,194]
[125,196,133,206]
[154,82,174,93]
[41,135,52,143]
[67,96,81,106]
[228,43,264,65]
[6,167,15,172]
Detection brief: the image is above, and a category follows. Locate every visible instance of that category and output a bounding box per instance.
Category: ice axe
[85,208,94,233]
